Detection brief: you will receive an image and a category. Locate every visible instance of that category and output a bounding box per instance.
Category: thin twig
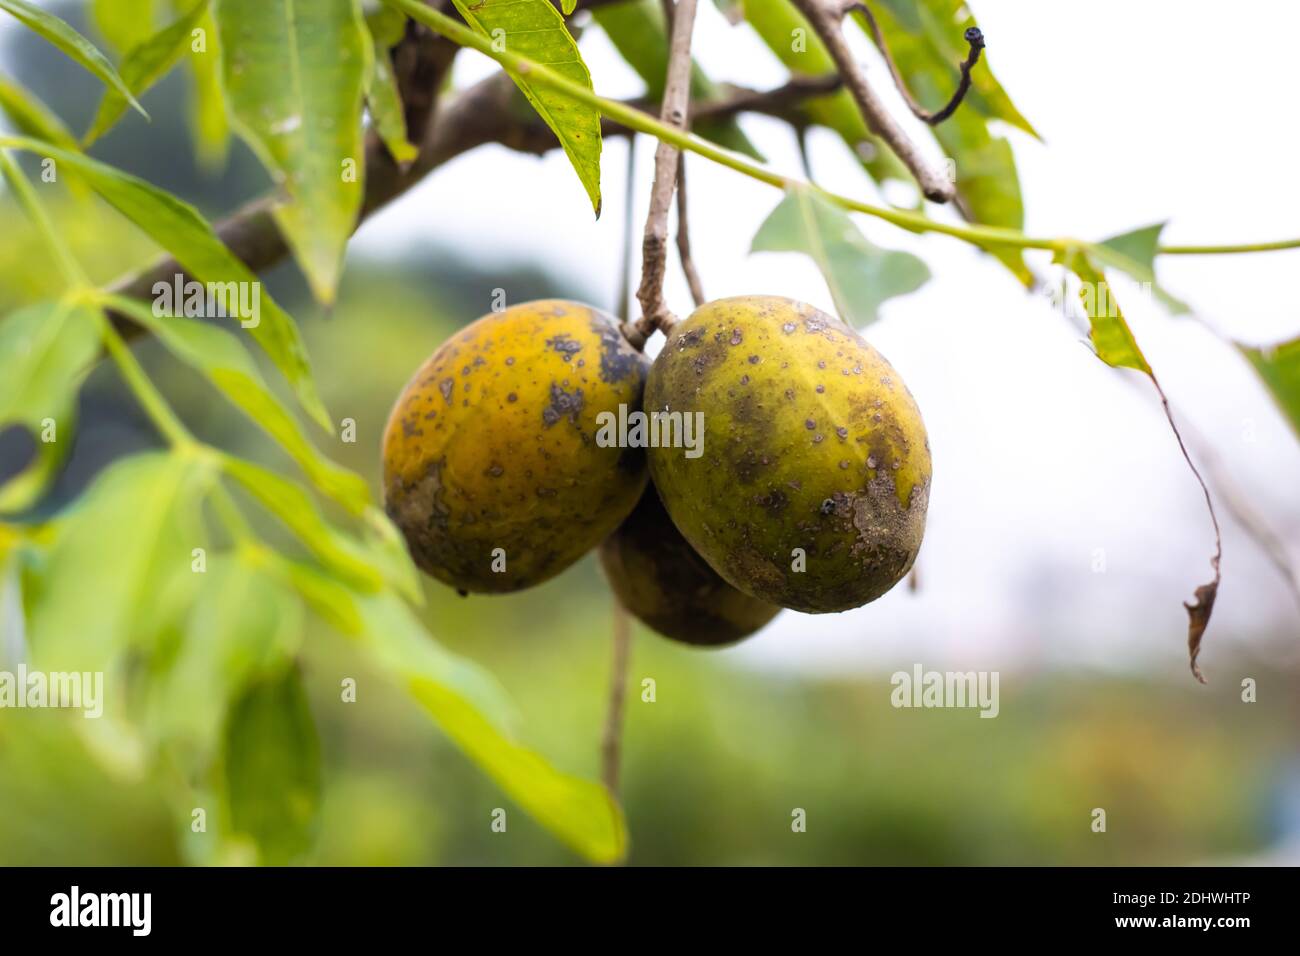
[850,3,984,126]
[789,0,955,202]
[630,0,699,345]
[1149,376,1222,684]
[601,598,633,796]
[1111,360,1300,614]
[616,136,637,322]
[674,153,705,309]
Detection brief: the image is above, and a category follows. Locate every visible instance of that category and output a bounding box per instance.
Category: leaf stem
[99,314,195,448]
[0,149,90,287]
[1156,238,1300,255]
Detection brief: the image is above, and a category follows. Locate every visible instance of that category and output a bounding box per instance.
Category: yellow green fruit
[644,295,931,613]
[600,489,782,646]
[382,299,649,593]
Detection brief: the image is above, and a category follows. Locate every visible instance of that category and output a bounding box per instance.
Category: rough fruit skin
[645,295,930,613]
[383,299,649,593]
[600,489,781,646]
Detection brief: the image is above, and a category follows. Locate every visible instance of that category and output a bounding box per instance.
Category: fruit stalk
[629,0,700,346]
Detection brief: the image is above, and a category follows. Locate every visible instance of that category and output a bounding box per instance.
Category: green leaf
[0,74,80,152]
[870,0,1039,138]
[738,0,908,186]
[0,0,148,118]
[91,0,158,55]
[1057,247,1151,375]
[363,12,418,165]
[30,451,217,673]
[100,294,367,514]
[0,136,331,431]
[84,0,211,147]
[148,554,303,765]
[274,561,628,864]
[450,0,603,215]
[752,185,930,327]
[863,1,1031,283]
[594,0,762,161]
[1239,336,1300,440]
[216,0,370,304]
[182,9,230,170]
[0,301,100,513]
[222,667,321,865]
[1094,223,1190,314]
[221,455,419,601]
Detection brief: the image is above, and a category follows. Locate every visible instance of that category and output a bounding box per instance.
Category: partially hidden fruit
[383,299,649,593]
[645,295,931,613]
[600,488,782,646]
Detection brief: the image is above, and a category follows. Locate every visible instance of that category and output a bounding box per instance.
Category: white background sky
[350,1,1300,680]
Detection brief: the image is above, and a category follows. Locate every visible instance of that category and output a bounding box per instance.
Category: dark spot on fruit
[439,378,454,404]
[820,498,836,515]
[730,328,743,345]
[546,333,583,361]
[805,419,816,430]
[541,382,585,428]
[507,392,517,403]
[592,316,647,385]
[748,355,760,364]
[486,463,504,477]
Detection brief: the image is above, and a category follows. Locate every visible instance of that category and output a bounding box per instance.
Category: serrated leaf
[752,185,930,327]
[594,0,762,161]
[363,14,418,165]
[273,561,628,864]
[0,74,80,152]
[84,0,211,147]
[30,451,217,673]
[216,0,370,304]
[0,0,148,118]
[739,0,908,186]
[451,0,602,215]
[1095,222,1191,314]
[222,667,321,865]
[0,136,331,431]
[1239,336,1300,440]
[221,455,419,601]
[101,294,366,513]
[1057,247,1151,375]
[0,301,100,513]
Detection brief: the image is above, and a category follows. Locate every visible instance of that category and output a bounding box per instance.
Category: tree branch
[850,3,984,126]
[790,0,956,202]
[630,0,700,345]
[674,153,706,309]
[106,70,841,339]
